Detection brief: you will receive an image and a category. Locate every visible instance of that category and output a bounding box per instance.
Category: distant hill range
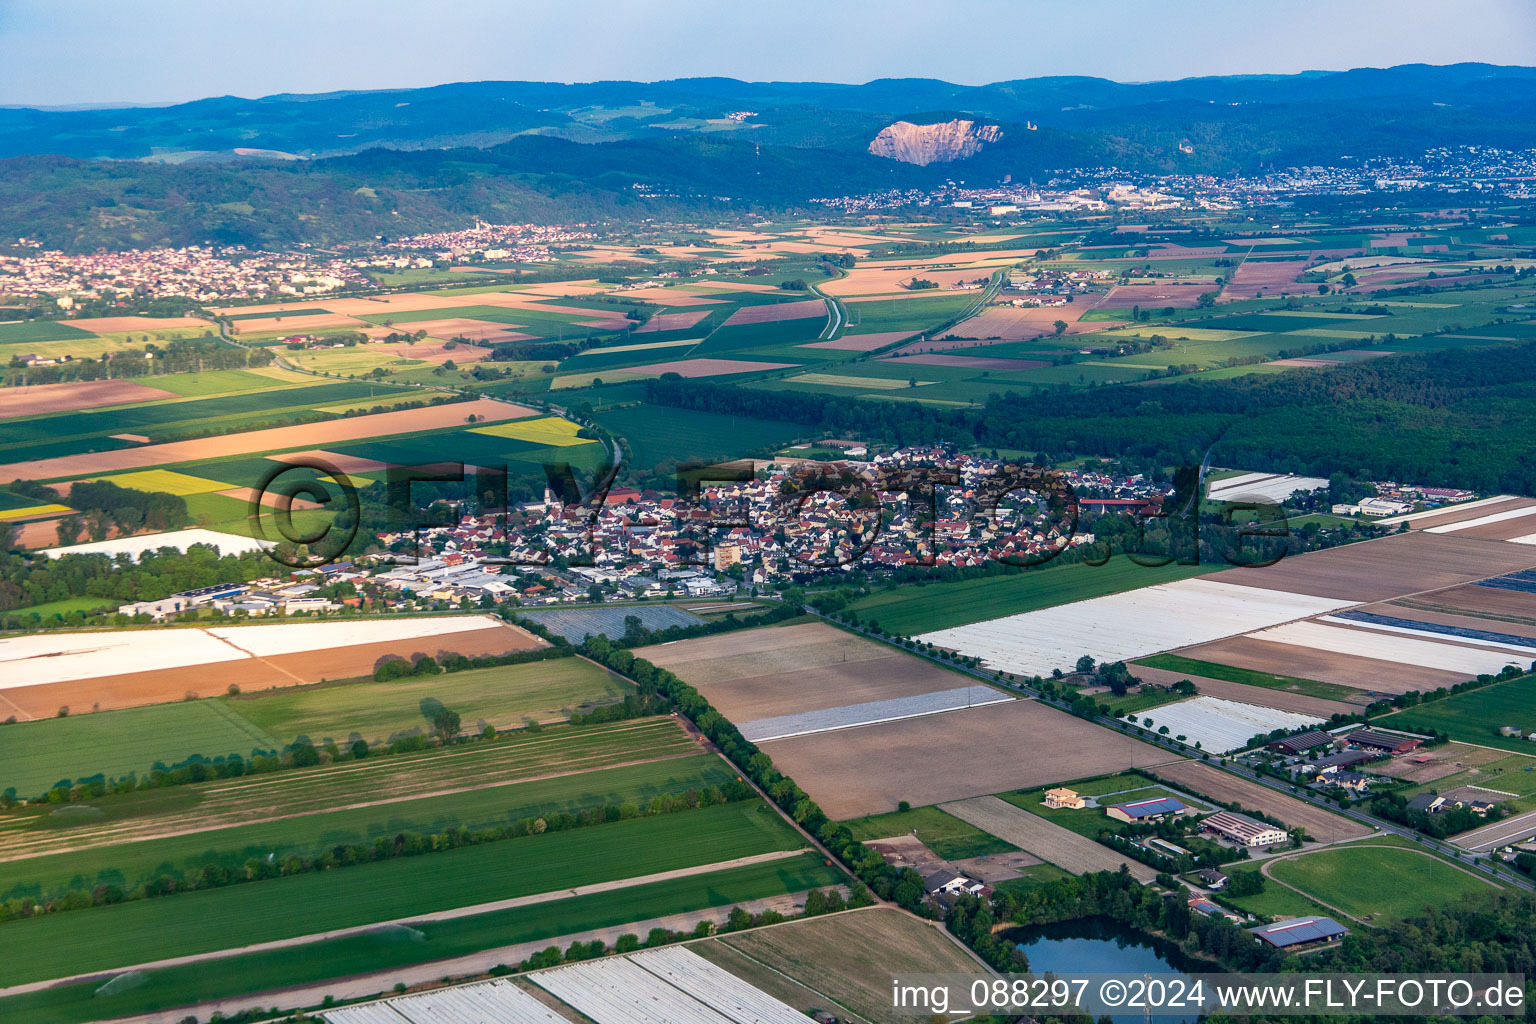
[2,64,1534,252]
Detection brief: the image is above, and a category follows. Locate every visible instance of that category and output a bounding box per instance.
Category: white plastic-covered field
[1207,472,1329,504]
[916,578,1357,677]
[0,628,246,689]
[1317,615,1536,658]
[738,685,1012,742]
[1122,696,1322,753]
[534,947,808,1024]
[1423,504,1536,534]
[41,527,271,560]
[323,978,565,1024]
[1248,620,1529,675]
[0,615,517,688]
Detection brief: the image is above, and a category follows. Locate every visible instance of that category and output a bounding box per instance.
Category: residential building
[1043,787,1085,810]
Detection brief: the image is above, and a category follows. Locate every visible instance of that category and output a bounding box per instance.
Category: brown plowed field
[1097,284,1208,309]
[0,398,535,481]
[1219,259,1307,301]
[619,357,794,377]
[760,698,1182,820]
[0,624,539,718]
[0,379,177,417]
[721,299,827,325]
[401,320,534,346]
[1129,664,1363,715]
[1146,761,1372,841]
[937,304,1093,341]
[637,622,974,721]
[1454,516,1536,541]
[1174,635,1466,693]
[1402,498,1535,530]
[632,311,712,333]
[1393,584,1536,621]
[1368,601,1536,640]
[880,353,1049,370]
[799,331,917,351]
[1216,532,1536,602]
[232,313,369,334]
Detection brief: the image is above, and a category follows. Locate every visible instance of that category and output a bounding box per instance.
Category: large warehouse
[1201,810,1289,847]
[1251,916,1349,949]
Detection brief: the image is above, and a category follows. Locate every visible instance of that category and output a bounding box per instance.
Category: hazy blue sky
[2,0,1532,107]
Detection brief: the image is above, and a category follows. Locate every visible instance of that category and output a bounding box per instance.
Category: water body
[1003,917,1205,1024]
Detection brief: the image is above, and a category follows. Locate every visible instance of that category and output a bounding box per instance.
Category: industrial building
[1106,795,1191,823]
[1250,916,1349,949]
[1200,810,1289,847]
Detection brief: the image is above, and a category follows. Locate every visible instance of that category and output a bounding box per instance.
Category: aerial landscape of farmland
[5,3,1536,1022]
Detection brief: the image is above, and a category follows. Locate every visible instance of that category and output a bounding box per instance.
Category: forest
[643,339,1536,493]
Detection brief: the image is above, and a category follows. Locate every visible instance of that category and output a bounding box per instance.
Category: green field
[0,320,97,344]
[3,595,117,623]
[1134,653,1361,702]
[594,402,806,470]
[850,557,1219,636]
[227,657,632,744]
[841,805,1018,859]
[0,852,844,1024]
[0,702,280,798]
[1382,674,1536,754]
[143,369,302,397]
[0,718,702,863]
[0,798,805,987]
[1267,842,1500,921]
[1216,861,1340,921]
[2,754,736,900]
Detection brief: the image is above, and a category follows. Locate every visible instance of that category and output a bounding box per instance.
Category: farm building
[1146,837,1192,857]
[1304,749,1381,772]
[1269,730,1336,755]
[1346,729,1422,754]
[1106,795,1191,823]
[1189,896,1243,922]
[1196,867,1228,889]
[1250,916,1349,949]
[1407,793,1447,813]
[1201,810,1289,847]
[1043,787,1086,809]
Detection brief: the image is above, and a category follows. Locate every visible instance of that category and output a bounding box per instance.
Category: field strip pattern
[736,686,1013,742]
[1424,505,1536,534]
[1324,610,1536,654]
[535,945,810,1024]
[324,978,565,1024]
[0,615,517,689]
[916,578,1357,677]
[0,719,697,860]
[939,795,1158,882]
[0,851,809,995]
[1373,495,1526,526]
[1247,620,1530,675]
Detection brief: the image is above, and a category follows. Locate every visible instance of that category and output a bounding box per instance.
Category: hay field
[469,415,590,447]
[700,907,984,1024]
[1146,761,1371,841]
[762,699,1180,819]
